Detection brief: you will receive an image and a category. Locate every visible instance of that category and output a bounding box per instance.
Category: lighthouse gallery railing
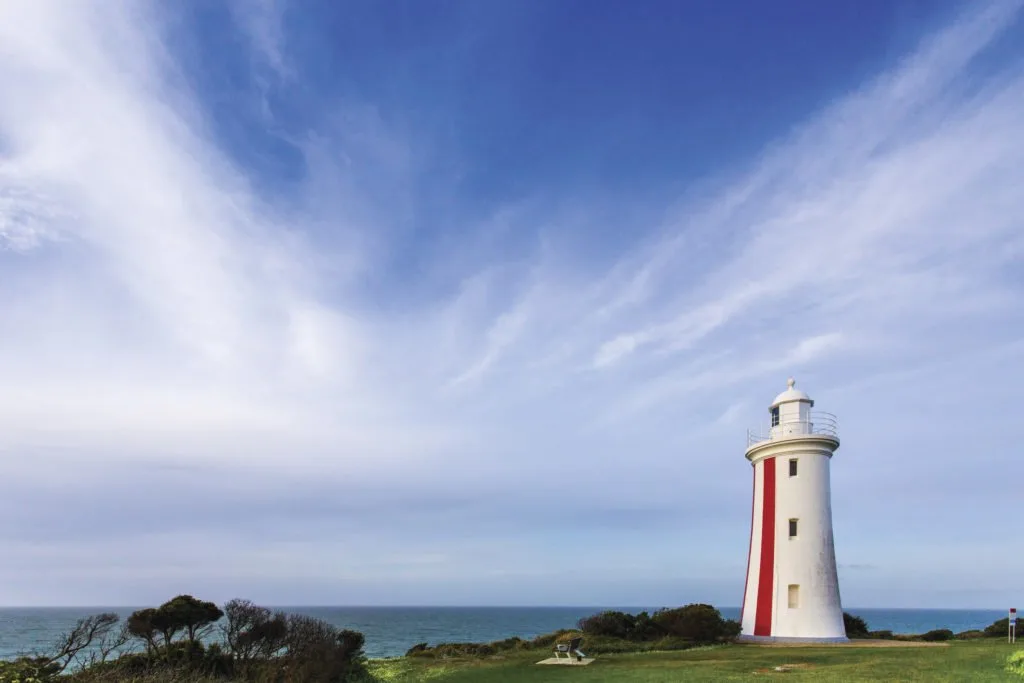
[746,411,839,447]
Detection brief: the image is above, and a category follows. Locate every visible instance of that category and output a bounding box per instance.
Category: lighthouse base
[737,635,849,644]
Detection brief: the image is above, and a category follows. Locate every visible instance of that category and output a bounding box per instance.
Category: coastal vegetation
[1,600,1020,682]
[0,595,369,683]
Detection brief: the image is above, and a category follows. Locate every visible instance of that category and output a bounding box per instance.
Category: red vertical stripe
[739,462,756,626]
[754,457,776,636]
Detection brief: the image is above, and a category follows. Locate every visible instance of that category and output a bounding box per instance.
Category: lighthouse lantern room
[739,379,847,642]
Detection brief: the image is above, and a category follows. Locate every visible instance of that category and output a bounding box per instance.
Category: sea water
[0,606,1005,660]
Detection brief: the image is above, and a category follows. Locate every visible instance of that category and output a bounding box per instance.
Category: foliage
[526,630,574,649]
[866,630,893,640]
[0,658,60,683]
[1007,650,1024,678]
[920,628,954,642]
[26,596,368,683]
[984,617,1015,638]
[159,595,225,645]
[274,613,368,682]
[843,612,870,638]
[410,605,735,662]
[487,637,527,652]
[578,611,636,640]
[576,610,664,642]
[576,605,735,644]
[650,604,736,643]
[3,612,128,678]
[127,608,162,653]
[222,599,288,666]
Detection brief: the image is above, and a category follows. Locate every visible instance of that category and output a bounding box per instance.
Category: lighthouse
[739,379,846,642]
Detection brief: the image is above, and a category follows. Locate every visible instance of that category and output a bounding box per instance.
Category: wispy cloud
[0,0,1022,606]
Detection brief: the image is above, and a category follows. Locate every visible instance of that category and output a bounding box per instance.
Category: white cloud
[0,0,1022,605]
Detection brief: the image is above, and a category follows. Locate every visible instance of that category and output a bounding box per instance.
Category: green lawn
[368,641,1021,682]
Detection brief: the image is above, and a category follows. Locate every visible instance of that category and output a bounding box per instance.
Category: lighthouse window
[788,584,800,609]
[788,519,798,539]
[770,407,780,427]
[789,459,798,477]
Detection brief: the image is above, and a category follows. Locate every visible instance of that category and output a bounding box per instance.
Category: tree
[45,612,121,674]
[149,604,183,650]
[87,621,133,667]
[126,608,160,653]
[222,598,287,666]
[158,594,224,645]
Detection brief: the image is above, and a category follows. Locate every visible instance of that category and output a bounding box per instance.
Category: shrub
[1008,650,1024,678]
[921,628,954,642]
[651,604,734,643]
[867,630,894,640]
[721,619,741,639]
[985,618,1015,638]
[275,615,367,682]
[529,629,579,649]
[0,658,60,683]
[487,637,526,651]
[843,612,869,638]
[578,611,636,640]
[45,598,369,683]
[404,643,428,656]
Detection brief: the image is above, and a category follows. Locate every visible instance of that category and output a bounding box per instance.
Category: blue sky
[0,0,1022,609]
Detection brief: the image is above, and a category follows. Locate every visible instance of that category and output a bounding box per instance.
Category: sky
[0,0,1022,610]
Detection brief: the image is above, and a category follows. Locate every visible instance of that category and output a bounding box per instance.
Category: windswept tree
[45,612,122,673]
[159,594,225,645]
[127,607,160,653]
[222,599,287,666]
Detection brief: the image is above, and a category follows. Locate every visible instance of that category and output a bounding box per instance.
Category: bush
[404,643,428,656]
[529,629,579,649]
[985,618,1015,638]
[1008,650,1024,678]
[578,611,636,640]
[721,619,741,639]
[921,628,954,642]
[34,597,370,683]
[487,637,526,651]
[843,612,869,638]
[867,630,894,640]
[0,658,60,683]
[277,615,367,682]
[651,604,734,643]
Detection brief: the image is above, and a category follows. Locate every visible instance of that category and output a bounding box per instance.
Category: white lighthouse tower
[739,378,846,642]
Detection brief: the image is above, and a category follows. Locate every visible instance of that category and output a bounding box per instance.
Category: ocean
[0,606,1005,661]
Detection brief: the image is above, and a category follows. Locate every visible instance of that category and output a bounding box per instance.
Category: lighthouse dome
[770,378,814,408]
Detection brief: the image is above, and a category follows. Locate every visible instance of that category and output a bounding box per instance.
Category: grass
[367,640,1022,682]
